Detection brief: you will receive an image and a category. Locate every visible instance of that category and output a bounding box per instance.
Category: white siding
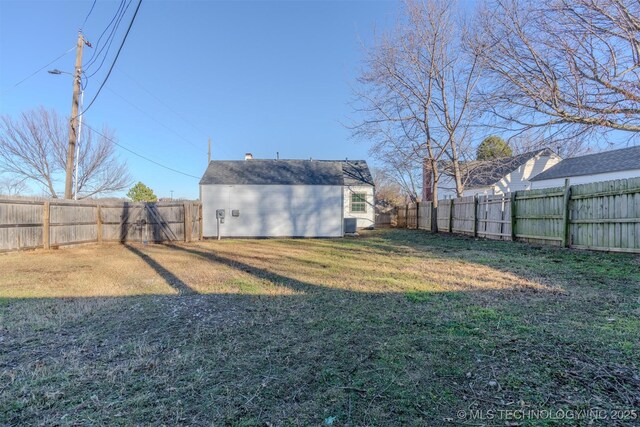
[530,169,640,189]
[343,185,375,228]
[436,154,561,199]
[436,175,458,199]
[201,184,343,238]
[462,186,492,197]
[494,155,561,194]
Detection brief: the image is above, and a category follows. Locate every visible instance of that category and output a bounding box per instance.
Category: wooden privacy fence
[395,176,640,254]
[391,203,433,230]
[0,198,202,252]
[375,210,395,228]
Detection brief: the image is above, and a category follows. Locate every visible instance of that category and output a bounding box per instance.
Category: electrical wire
[0,46,75,95]
[106,86,206,152]
[118,69,210,139]
[85,0,132,77]
[80,0,97,30]
[83,122,201,179]
[80,0,142,118]
[83,0,126,70]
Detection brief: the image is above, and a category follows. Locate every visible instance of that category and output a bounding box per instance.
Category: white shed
[200,159,369,238]
[530,146,640,189]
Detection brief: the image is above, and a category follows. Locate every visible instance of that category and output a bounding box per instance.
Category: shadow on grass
[2,230,639,426]
[163,243,334,296]
[124,244,198,295]
[354,229,640,289]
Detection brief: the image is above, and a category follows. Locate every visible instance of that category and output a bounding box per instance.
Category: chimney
[244,153,253,160]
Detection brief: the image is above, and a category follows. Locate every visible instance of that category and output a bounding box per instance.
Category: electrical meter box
[216,209,225,223]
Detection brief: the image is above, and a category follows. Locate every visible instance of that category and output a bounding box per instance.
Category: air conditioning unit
[344,218,357,234]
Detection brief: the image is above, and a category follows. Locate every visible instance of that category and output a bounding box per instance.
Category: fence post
[431,203,438,233]
[448,199,454,233]
[184,202,192,242]
[562,179,572,248]
[415,202,420,229]
[198,204,203,240]
[473,195,478,237]
[405,204,409,229]
[43,201,50,250]
[96,204,103,243]
[510,192,517,241]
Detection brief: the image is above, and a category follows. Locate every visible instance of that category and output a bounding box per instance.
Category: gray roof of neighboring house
[530,145,640,181]
[456,148,554,189]
[199,159,373,186]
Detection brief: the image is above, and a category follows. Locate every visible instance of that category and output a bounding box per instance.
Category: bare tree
[0,107,131,198]
[372,166,417,206]
[352,0,482,204]
[473,0,640,145]
[0,175,28,196]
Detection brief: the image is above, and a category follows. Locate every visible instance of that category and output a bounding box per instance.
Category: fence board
[476,194,511,240]
[569,177,640,252]
[418,202,432,230]
[437,200,452,232]
[0,200,44,251]
[406,203,418,229]
[397,206,407,228]
[0,198,202,251]
[375,210,395,228]
[513,187,564,245]
[396,176,639,253]
[452,196,475,235]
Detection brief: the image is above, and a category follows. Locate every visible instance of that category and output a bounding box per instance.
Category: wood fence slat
[0,198,202,251]
[43,201,50,250]
[396,177,639,253]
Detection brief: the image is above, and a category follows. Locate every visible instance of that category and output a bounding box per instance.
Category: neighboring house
[435,149,561,199]
[530,145,640,189]
[199,156,374,238]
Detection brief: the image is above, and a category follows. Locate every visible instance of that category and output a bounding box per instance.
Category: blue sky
[0,0,398,199]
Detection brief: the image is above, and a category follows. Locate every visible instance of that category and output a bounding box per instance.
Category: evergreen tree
[476,136,512,160]
[127,182,158,202]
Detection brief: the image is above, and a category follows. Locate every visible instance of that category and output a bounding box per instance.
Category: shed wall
[343,185,375,228]
[201,184,343,237]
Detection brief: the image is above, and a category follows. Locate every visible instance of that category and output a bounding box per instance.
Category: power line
[84,0,126,70]
[119,69,210,139]
[0,46,75,95]
[106,86,205,152]
[85,0,132,77]
[80,0,98,30]
[83,122,201,179]
[80,0,142,118]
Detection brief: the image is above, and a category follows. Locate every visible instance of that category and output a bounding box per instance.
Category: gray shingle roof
[321,160,374,186]
[199,159,373,186]
[453,149,553,188]
[530,146,640,181]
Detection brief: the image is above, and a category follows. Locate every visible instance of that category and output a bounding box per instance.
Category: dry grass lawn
[1,229,639,426]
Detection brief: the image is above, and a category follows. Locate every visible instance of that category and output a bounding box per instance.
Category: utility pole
[74,90,84,200]
[64,32,85,199]
[208,137,211,163]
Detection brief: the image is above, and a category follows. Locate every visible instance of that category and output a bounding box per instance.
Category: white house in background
[199,156,374,238]
[436,148,561,199]
[530,145,640,189]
